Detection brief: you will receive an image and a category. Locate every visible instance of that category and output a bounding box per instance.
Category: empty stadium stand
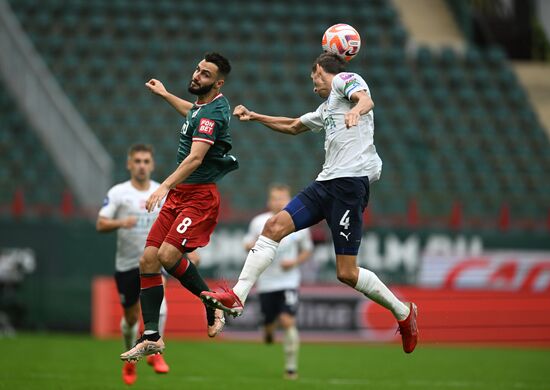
[0,78,70,216]
[2,0,549,228]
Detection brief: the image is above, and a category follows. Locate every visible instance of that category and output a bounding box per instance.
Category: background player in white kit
[243,183,313,380]
[202,53,418,354]
[96,144,170,384]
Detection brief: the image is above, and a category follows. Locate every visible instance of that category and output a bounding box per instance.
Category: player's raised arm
[233,105,309,136]
[145,78,194,117]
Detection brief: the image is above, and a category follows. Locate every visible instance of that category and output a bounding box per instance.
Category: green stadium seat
[4,0,548,224]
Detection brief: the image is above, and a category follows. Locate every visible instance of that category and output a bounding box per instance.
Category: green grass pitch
[1,333,549,389]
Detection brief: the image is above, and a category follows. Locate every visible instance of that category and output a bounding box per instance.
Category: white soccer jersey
[99,180,161,272]
[300,72,382,182]
[244,212,314,293]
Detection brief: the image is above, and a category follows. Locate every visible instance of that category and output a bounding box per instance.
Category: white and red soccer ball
[322,23,361,61]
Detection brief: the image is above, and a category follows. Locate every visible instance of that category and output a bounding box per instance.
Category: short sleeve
[98,187,119,219]
[299,104,324,133]
[192,109,226,146]
[333,72,369,100]
[298,229,314,252]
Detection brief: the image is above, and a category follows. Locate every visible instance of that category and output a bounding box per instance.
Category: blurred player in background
[120,52,238,362]
[202,53,418,354]
[96,144,170,384]
[243,184,313,380]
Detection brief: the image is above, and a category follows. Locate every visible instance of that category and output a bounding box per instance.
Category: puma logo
[340,232,351,241]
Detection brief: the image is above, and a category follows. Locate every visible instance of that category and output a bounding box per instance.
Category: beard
[188,80,215,96]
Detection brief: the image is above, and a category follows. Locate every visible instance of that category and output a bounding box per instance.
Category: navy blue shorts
[284,177,369,255]
[258,289,299,325]
[114,268,140,308]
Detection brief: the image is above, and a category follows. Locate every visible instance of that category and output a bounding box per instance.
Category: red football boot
[200,288,243,317]
[397,302,418,353]
[122,361,137,385]
[146,353,170,374]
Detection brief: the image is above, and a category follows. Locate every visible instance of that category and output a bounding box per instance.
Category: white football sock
[233,235,279,303]
[355,267,410,321]
[158,297,168,337]
[120,317,138,350]
[283,326,299,372]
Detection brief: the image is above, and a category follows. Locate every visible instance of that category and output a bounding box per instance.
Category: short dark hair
[204,52,231,78]
[312,52,346,74]
[128,143,154,157]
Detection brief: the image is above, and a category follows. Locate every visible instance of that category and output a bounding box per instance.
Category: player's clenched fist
[145,79,167,97]
[233,105,252,121]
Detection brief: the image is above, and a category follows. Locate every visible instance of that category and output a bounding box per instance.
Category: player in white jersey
[201,53,418,354]
[243,184,313,380]
[96,144,170,384]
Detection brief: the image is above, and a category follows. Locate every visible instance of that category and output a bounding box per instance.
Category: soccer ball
[321,23,361,61]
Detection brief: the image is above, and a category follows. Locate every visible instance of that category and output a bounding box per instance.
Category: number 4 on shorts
[340,210,350,230]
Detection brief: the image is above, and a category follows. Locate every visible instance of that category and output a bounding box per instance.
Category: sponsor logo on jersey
[198,118,215,135]
[339,73,354,81]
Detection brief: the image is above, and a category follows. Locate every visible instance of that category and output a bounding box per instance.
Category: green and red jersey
[176,93,238,183]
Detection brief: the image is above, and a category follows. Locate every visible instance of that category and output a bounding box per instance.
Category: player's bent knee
[279,314,295,329]
[336,268,357,287]
[263,214,293,242]
[140,247,162,273]
[157,249,172,268]
[140,254,154,269]
[157,244,182,269]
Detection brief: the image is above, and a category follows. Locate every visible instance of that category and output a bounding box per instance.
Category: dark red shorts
[146,183,220,253]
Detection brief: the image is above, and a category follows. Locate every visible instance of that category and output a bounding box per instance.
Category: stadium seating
[0,78,69,215]
[3,0,549,227]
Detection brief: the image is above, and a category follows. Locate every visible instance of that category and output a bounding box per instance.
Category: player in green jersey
[120,52,238,362]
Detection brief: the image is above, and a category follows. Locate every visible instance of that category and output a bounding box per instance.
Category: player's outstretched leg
[353,267,418,353]
[201,235,279,316]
